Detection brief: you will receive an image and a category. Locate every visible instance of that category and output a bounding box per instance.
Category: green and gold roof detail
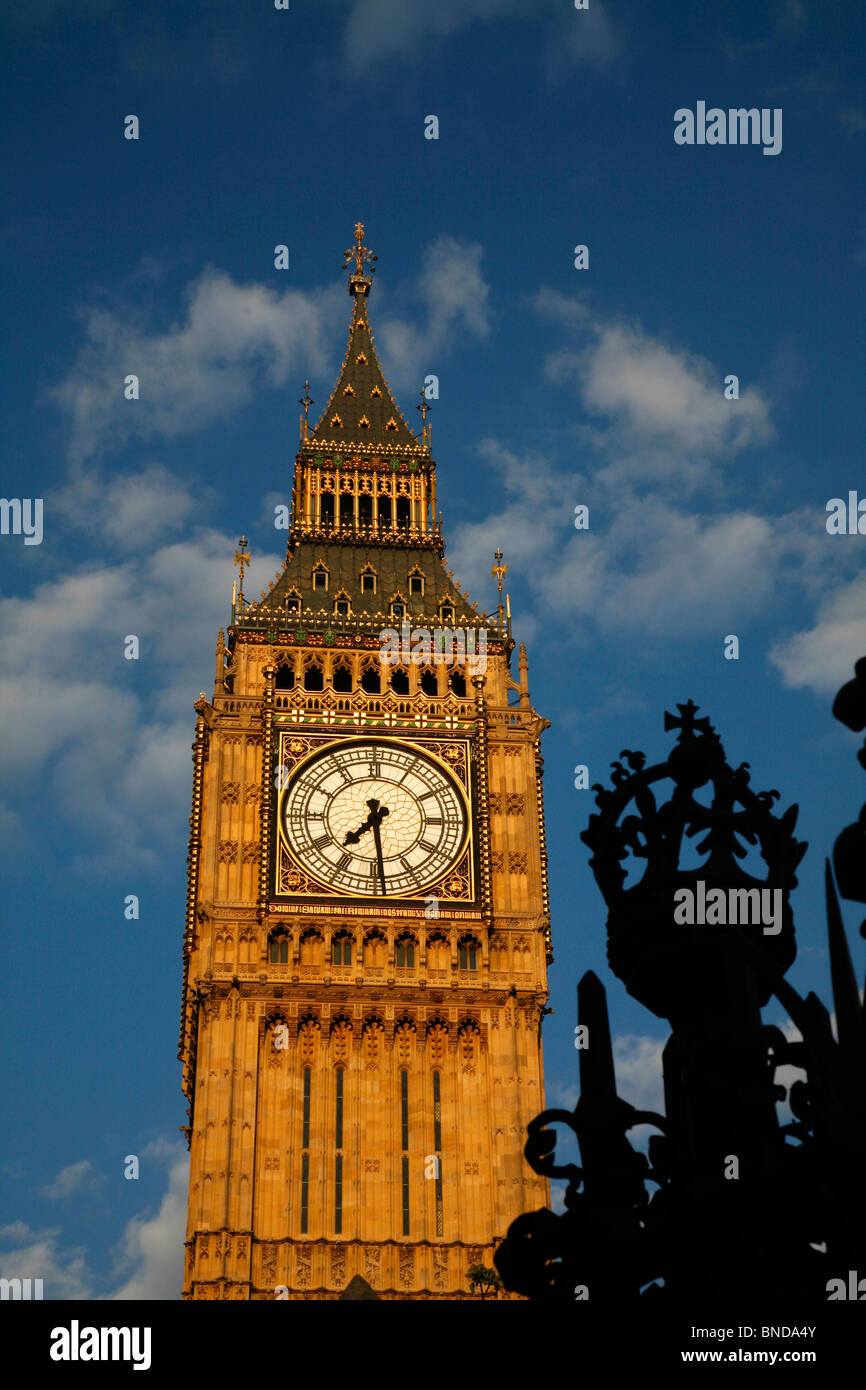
[308,223,419,452]
[251,540,480,625]
[232,224,508,648]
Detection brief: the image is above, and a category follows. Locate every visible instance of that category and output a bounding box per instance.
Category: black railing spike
[825,857,862,1052]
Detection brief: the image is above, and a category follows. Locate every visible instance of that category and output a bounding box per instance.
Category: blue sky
[1,0,864,1298]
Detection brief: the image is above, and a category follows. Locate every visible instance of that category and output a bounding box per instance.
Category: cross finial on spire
[299,379,313,443]
[492,548,508,632]
[234,534,250,604]
[416,385,431,450]
[491,548,507,594]
[343,222,377,295]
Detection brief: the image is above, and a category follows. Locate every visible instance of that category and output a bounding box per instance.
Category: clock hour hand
[343,798,389,895]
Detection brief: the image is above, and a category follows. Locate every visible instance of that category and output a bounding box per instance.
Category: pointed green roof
[308,224,418,451]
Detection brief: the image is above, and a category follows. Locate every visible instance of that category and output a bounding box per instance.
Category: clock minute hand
[369,805,388,896]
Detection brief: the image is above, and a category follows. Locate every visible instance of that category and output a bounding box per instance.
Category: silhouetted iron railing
[496,661,866,1303]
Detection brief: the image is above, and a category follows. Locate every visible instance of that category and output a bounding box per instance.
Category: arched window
[359,495,373,528]
[395,934,416,968]
[334,1067,344,1234]
[360,565,377,593]
[300,1065,312,1234]
[332,932,353,967]
[312,563,328,591]
[361,664,381,694]
[378,497,393,530]
[489,935,507,971]
[286,590,301,616]
[432,1070,443,1235]
[332,663,352,693]
[458,936,480,971]
[400,1070,410,1236]
[420,668,438,697]
[391,667,410,695]
[304,663,324,692]
[339,495,353,528]
[450,669,466,697]
[426,933,449,970]
[299,930,323,966]
[364,931,386,968]
[268,934,289,964]
[396,496,411,531]
[275,661,295,691]
[320,493,334,528]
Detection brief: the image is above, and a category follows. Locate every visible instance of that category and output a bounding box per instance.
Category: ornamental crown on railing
[582,698,807,908]
[579,698,807,1010]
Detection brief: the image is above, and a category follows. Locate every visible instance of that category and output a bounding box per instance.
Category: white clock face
[280,740,468,897]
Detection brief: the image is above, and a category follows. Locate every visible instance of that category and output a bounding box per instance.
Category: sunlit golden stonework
[179,225,553,1300]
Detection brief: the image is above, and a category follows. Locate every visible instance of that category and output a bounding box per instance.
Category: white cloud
[0,511,281,871]
[42,1160,98,1201]
[540,501,782,636]
[550,1183,568,1214]
[770,572,866,695]
[378,238,491,390]
[58,463,205,550]
[451,438,835,643]
[449,439,570,599]
[546,317,773,467]
[548,1032,666,1116]
[110,1145,188,1301]
[51,240,492,461]
[0,1223,91,1300]
[612,1034,666,1114]
[447,293,858,659]
[51,271,344,462]
[1,1142,189,1301]
[337,0,620,73]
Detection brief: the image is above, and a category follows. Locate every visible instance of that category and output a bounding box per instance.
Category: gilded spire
[307,223,416,449]
[492,547,508,631]
[233,534,250,614]
[299,379,313,444]
[417,385,431,452]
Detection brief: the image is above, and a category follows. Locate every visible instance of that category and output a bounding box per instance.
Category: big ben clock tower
[179,225,553,1300]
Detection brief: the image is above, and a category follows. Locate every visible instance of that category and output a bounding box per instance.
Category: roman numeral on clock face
[418,839,437,854]
[336,852,351,872]
[311,833,330,850]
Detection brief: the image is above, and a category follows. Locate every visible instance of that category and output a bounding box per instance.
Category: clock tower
[179,225,552,1299]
